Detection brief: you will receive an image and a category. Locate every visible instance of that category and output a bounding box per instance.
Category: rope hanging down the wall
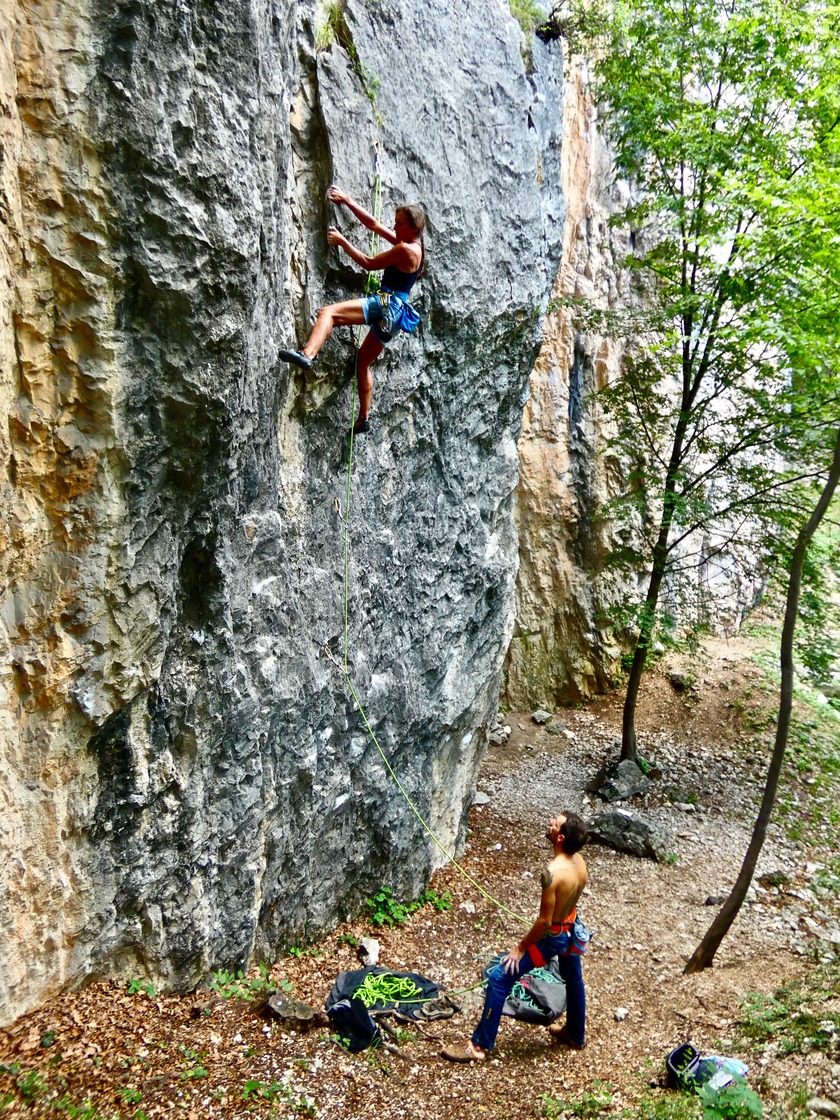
[329,150,529,929]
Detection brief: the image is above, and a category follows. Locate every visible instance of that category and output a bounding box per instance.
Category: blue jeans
[471,935,586,1052]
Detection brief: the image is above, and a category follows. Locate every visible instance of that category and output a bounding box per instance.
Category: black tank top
[381,245,424,296]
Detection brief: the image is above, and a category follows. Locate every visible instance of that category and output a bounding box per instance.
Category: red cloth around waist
[548,908,576,934]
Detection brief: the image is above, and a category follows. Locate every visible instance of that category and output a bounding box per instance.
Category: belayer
[441,811,590,1063]
[278,185,426,435]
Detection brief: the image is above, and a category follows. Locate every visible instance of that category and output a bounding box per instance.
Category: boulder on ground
[667,671,692,692]
[757,870,790,889]
[266,993,329,1030]
[587,809,671,861]
[489,715,512,745]
[532,710,552,724]
[358,937,380,967]
[806,1099,840,1119]
[586,759,650,803]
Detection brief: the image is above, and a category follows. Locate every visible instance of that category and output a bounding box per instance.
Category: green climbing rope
[343,148,383,673]
[334,151,530,930]
[351,973,486,1010]
[352,971,422,1009]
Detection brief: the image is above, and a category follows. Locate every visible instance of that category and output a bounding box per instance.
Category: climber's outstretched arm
[328,228,415,273]
[328,185,397,244]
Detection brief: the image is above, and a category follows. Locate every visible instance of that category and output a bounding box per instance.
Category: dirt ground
[2,634,839,1120]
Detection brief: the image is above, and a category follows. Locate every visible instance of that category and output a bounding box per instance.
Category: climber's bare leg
[304,299,366,359]
[356,330,385,423]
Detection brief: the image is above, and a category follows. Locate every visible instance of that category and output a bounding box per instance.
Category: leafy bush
[126,978,155,998]
[365,886,452,928]
[736,962,840,1055]
[509,0,546,34]
[539,1081,614,1118]
[208,963,289,1001]
[698,1080,762,1120]
[241,1079,314,1115]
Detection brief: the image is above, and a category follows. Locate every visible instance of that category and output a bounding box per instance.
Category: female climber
[278,185,426,435]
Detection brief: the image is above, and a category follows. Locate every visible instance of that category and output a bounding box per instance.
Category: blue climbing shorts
[361,290,421,344]
[361,293,401,344]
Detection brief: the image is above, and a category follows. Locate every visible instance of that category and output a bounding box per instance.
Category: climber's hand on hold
[328,185,349,206]
[327,226,347,249]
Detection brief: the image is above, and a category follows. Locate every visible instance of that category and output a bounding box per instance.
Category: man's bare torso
[541,851,587,926]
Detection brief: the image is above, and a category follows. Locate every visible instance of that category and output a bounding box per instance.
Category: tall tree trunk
[685,427,840,973]
[620,424,688,762]
[621,568,665,763]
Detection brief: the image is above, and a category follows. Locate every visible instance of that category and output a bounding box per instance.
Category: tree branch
[665,471,825,554]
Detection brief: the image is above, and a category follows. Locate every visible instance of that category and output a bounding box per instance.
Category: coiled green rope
[511,966,563,1012]
[352,971,423,1008]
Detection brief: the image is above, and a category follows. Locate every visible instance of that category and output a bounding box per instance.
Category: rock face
[0,0,565,1023]
[504,57,766,709]
[505,60,635,708]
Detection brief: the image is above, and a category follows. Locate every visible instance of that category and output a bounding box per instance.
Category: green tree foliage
[563,0,840,759]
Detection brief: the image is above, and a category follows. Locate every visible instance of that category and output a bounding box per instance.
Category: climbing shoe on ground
[548,1024,586,1049]
[353,417,369,436]
[278,349,316,371]
[416,998,456,1022]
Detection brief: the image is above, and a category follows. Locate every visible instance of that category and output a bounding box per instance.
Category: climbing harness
[332,152,529,928]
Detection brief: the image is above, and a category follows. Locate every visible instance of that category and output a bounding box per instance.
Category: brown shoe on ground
[441,1040,486,1063]
[548,1024,586,1050]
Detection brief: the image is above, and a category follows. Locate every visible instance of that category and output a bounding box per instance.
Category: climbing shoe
[441,1040,486,1063]
[352,417,369,436]
[278,349,315,371]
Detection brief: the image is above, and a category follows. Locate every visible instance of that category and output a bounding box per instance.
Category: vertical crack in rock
[1,0,565,1023]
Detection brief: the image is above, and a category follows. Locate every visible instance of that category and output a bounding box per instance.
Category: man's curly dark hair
[559,811,588,855]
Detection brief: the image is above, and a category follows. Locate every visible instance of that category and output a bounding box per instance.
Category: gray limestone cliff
[0,0,565,1023]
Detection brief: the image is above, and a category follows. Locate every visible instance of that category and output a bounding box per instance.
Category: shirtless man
[442,811,589,1062]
